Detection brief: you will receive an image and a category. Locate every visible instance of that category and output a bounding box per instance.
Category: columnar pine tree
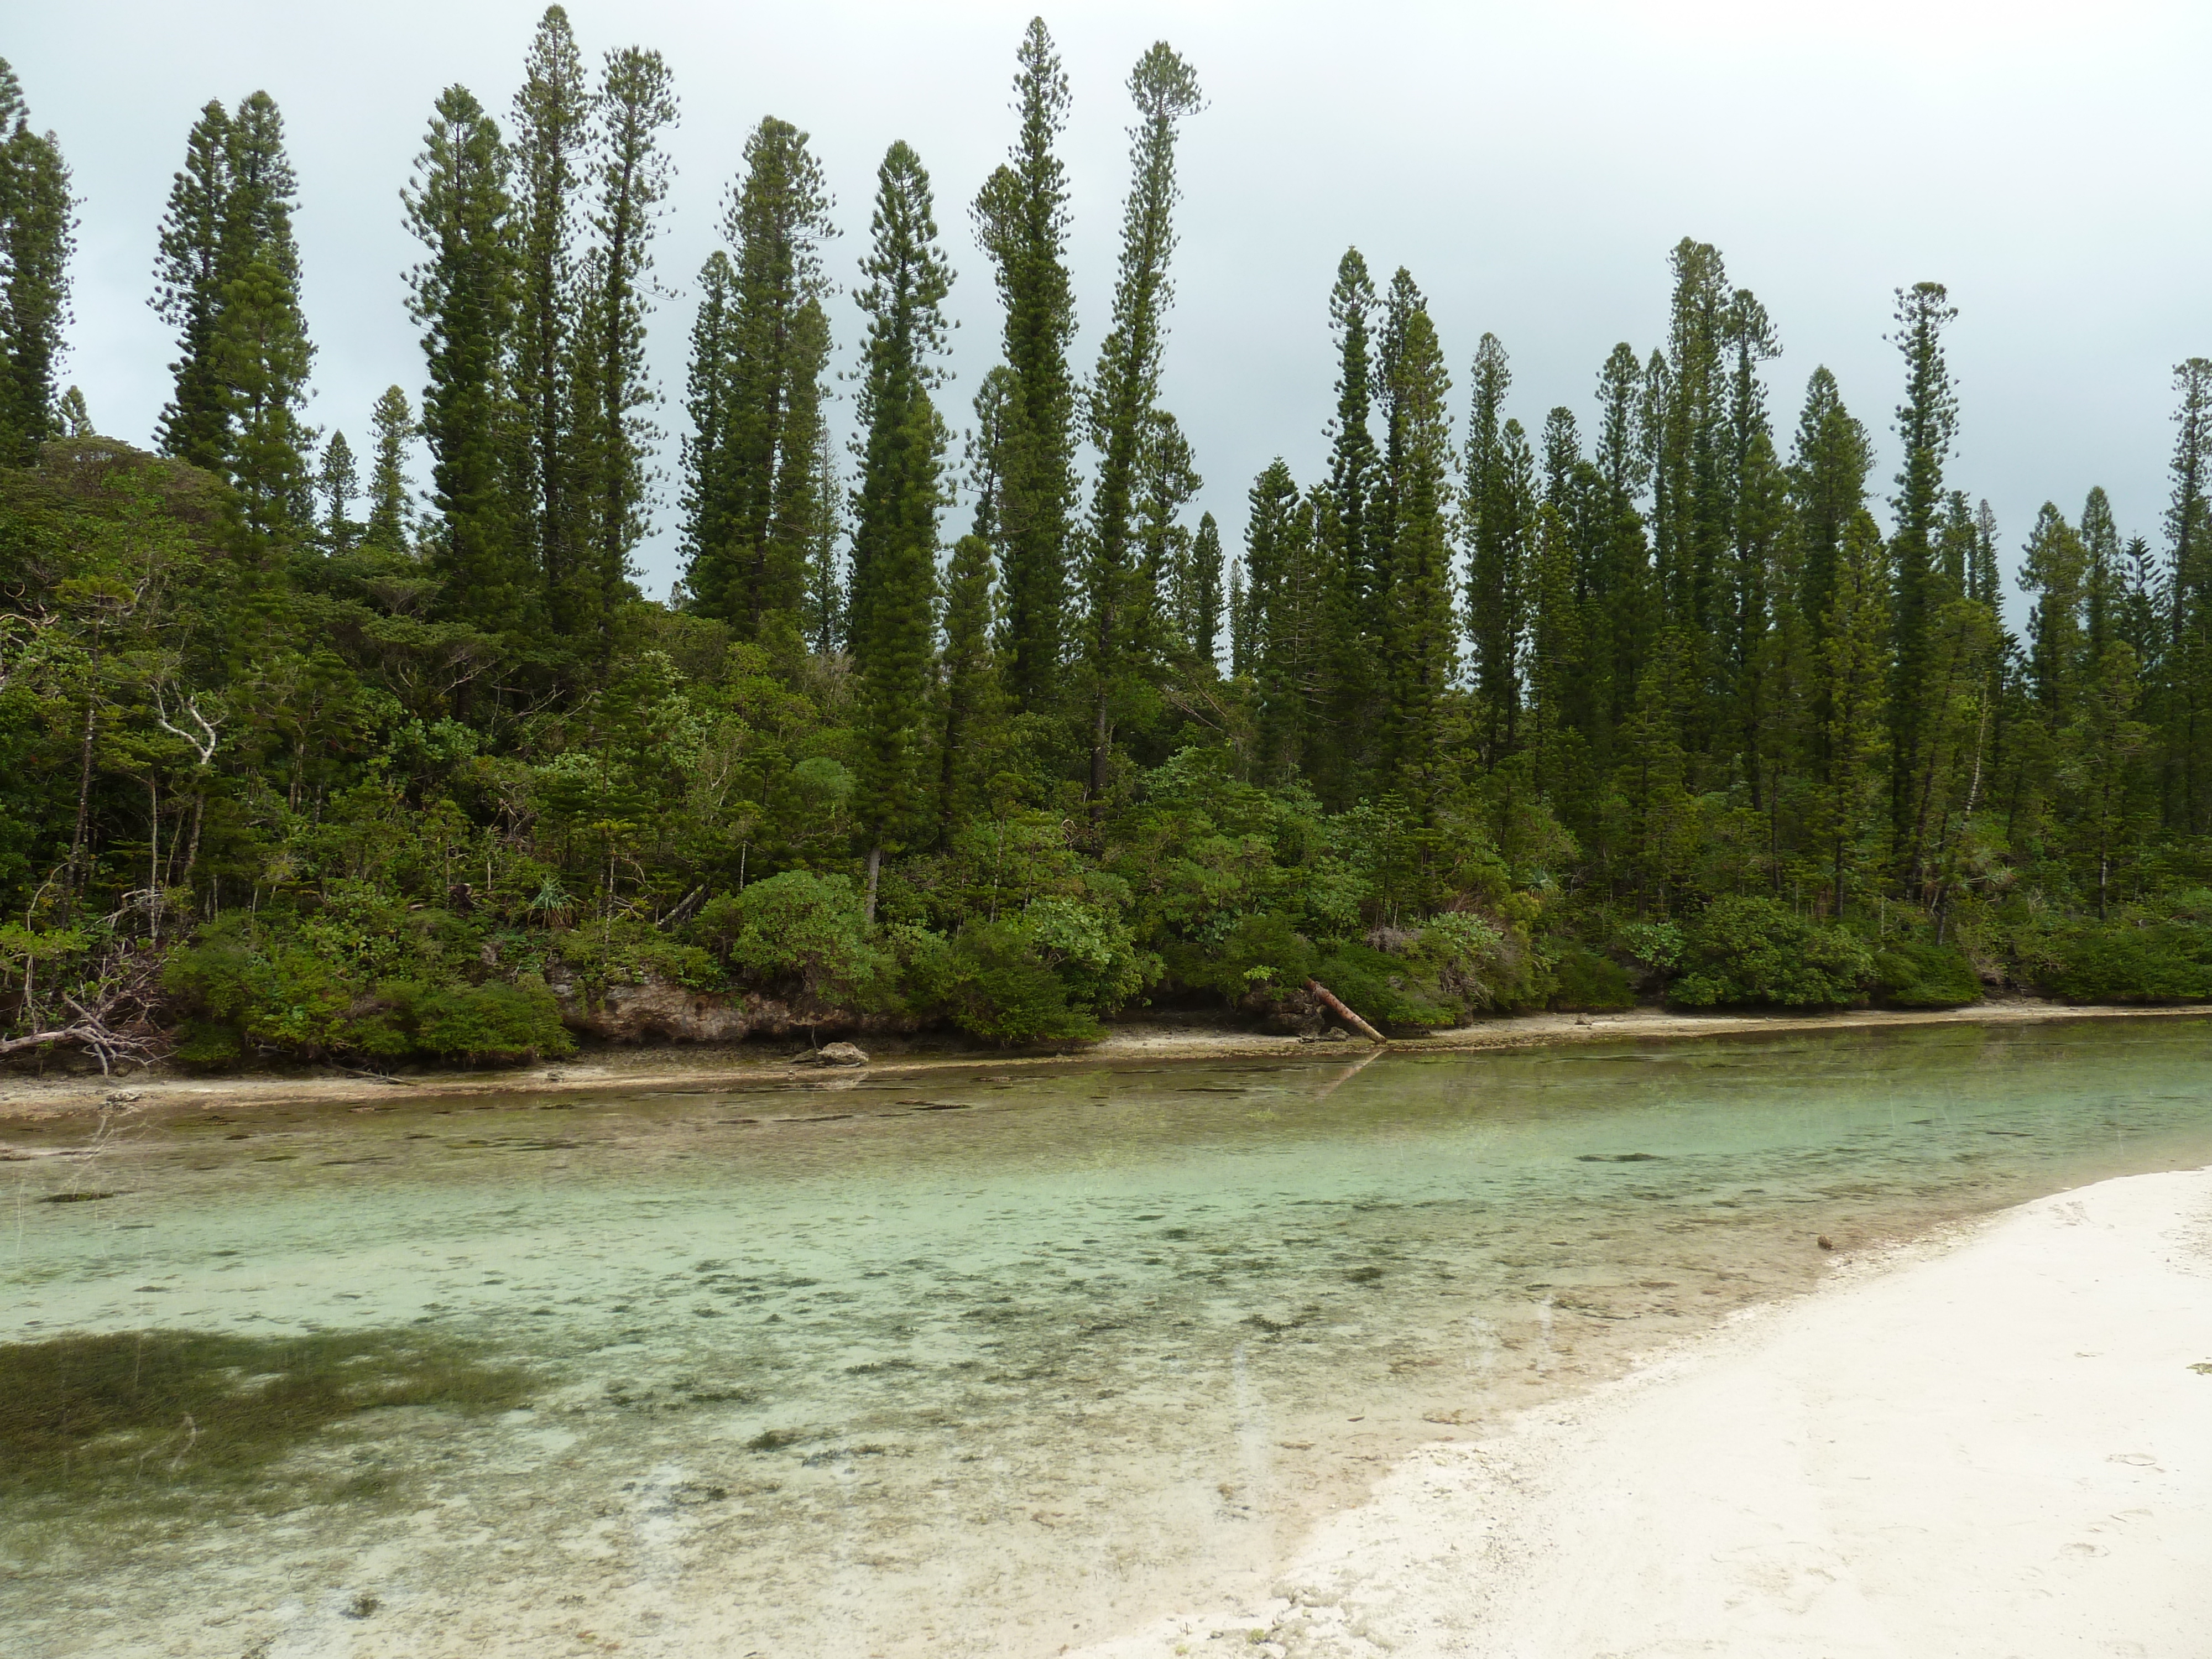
[404,85,526,632]
[1378,272,1456,814]
[1244,458,1303,780]
[2163,358,2212,830]
[682,118,835,656]
[1313,247,1380,805]
[508,6,590,615]
[363,385,416,551]
[1138,408,1201,661]
[1187,510,1224,669]
[1081,42,1201,804]
[1464,332,1521,764]
[152,102,233,470]
[847,140,952,916]
[0,64,75,465]
[936,532,998,838]
[1817,510,1892,916]
[1887,281,1960,863]
[974,18,1079,716]
[316,429,361,552]
[570,44,676,654]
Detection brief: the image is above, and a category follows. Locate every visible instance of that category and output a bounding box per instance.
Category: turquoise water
[6,1018,2212,1657]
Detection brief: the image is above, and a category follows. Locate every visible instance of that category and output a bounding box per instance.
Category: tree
[404,85,525,632]
[317,429,361,553]
[2164,358,2212,830]
[1464,332,1521,764]
[847,139,952,917]
[363,385,417,551]
[211,244,315,540]
[936,533,998,838]
[974,18,1079,716]
[1187,510,1224,669]
[682,118,836,656]
[1816,511,1891,916]
[508,6,591,617]
[569,44,677,654]
[1080,41,1201,804]
[1313,247,1380,804]
[151,101,233,471]
[1787,367,1871,780]
[1887,280,1959,856]
[1378,270,1455,812]
[0,65,75,465]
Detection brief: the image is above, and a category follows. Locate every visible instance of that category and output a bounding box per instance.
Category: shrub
[1871,938,1982,1008]
[369,976,575,1062]
[1668,895,1874,1009]
[690,871,892,1005]
[1548,943,1636,1011]
[1311,942,1457,1031]
[914,900,1152,1046]
[2041,922,2212,1003]
[1416,911,1547,1012]
[1162,911,1315,1001]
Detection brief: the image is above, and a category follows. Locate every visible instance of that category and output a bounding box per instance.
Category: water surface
[6,1018,2212,1657]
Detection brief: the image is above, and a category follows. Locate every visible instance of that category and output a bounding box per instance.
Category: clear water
[7,1019,2212,1658]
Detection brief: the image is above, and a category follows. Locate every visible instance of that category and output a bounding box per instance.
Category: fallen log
[1306,978,1385,1044]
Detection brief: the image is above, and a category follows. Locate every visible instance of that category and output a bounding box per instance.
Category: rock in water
[804,1042,869,1068]
[1817,1234,1835,1251]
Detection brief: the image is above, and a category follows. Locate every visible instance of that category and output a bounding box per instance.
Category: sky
[11,1,2210,617]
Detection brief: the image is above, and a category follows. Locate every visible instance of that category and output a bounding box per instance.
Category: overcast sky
[13,1,2210,614]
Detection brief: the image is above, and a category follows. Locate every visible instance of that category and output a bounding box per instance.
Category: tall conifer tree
[848,140,952,915]
[1887,280,1959,854]
[509,6,590,614]
[363,385,416,552]
[1080,42,1201,802]
[404,85,526,631]
[974,18,1079,716]
[570,45,677,653]
[1378,272,1455,813]
[0,65,75,465]
[682,118,835,656]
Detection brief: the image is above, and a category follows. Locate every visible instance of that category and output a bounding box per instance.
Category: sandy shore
[1074,1164,2212,1658]
[3,997,2207,1124]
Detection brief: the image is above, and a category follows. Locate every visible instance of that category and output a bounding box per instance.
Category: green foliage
[1548,943,1636,1011]
[690,871,893,1005]
[912,898,1150,1046]
[1870,938,1982,1008]
[1311,941,1457,1031]
[2040,922,2212,1004]
[1668,896,1875,1009]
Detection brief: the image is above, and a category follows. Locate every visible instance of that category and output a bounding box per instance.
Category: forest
[4,13,2212,1072]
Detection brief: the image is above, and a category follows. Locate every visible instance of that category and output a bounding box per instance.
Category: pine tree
[936,533,998,838]
[1245,458,1304,780]
[1080,41,1201,802]
[1137,408,1201,660]
[364,385,416,551]
[508,6,591,616]
[1887,280,1959,859]
[1378,272,1455,812]
[152,101,233,470]
[2021,502,2086,729]
[1312,247,1380,804]
[1787,367,1871,782]
[974,18,1079,716]
[212,245,316,540]
[847,139,952,916]
[0,66,75,465]
[1464,332,1522,764]
[56,384,90,436]
[1816,510,1892,916]
[569,44,676,654]
[317,429,361,552]
[802,422,844,655]
[682,118,836,654]
[1654,239,1730,641]
[404,85,525,631]
[1188,510,1224,669]
[2163,358,2212,830]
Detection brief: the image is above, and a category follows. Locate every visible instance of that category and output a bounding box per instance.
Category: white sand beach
[1076,1165,2212,1658]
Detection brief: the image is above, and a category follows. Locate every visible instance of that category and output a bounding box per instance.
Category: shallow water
[7,1018,2212,1657]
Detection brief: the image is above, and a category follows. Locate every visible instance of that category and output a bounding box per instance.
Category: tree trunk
[864,844,882,924]
[1306,978,1385,1044]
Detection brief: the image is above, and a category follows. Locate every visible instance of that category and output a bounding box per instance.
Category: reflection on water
[6,1019,2212,1657]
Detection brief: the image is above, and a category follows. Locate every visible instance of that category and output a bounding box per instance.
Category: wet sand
[1077,1164,2212,1658]
[3,997,2209,1125]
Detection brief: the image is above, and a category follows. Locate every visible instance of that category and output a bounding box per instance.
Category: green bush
[1311,942,1458,1031]
[1871,938,1982,1008]
[1668,896,1874,1009]
[2041,922,2212,1003]
[1161,911,1315,1000]
[1416,911,1547,1012]
[367,977,575,1062]
[689,871,891,1004]
[1548,943,1636,1011]
[912,899,1152,1046]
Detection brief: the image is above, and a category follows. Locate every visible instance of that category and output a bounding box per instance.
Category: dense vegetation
[5,15,2212,1071]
